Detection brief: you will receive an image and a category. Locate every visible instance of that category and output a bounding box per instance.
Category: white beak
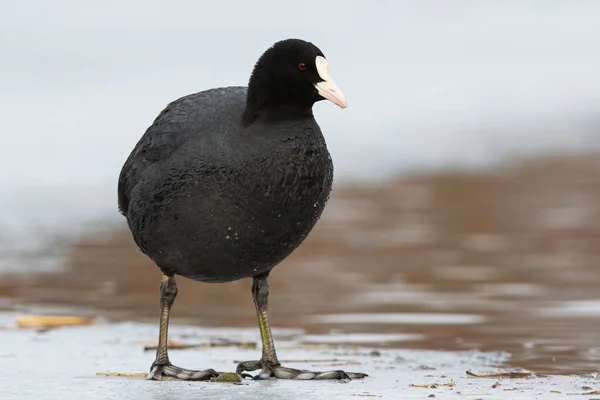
[314,56,347,109]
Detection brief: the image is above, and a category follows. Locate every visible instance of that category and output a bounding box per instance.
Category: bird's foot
[147,361,220,381]
[236,360,368,380]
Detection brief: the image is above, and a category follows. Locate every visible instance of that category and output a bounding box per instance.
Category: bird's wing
[117,101,189,216]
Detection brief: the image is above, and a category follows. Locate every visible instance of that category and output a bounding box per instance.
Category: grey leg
[236,273,368,380]
[146,275,220,381]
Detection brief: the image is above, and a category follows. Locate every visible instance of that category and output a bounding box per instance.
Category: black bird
[118,38,366,381]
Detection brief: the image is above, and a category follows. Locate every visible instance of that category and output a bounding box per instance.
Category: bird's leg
[236,273,368,380]
[146,275,220,381]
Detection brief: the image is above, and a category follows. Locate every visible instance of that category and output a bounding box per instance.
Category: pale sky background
[1,0,600,241]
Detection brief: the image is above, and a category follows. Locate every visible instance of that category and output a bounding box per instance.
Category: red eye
[298,63,308,71]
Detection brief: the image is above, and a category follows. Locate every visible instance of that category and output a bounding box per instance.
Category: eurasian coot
[118,38,367,381]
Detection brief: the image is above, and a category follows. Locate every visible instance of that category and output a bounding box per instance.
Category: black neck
[243,84,315,124]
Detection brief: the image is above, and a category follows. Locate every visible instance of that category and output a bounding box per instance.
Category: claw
[253,369,273,380]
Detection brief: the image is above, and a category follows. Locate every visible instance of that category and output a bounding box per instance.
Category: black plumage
[118,38,366,381]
